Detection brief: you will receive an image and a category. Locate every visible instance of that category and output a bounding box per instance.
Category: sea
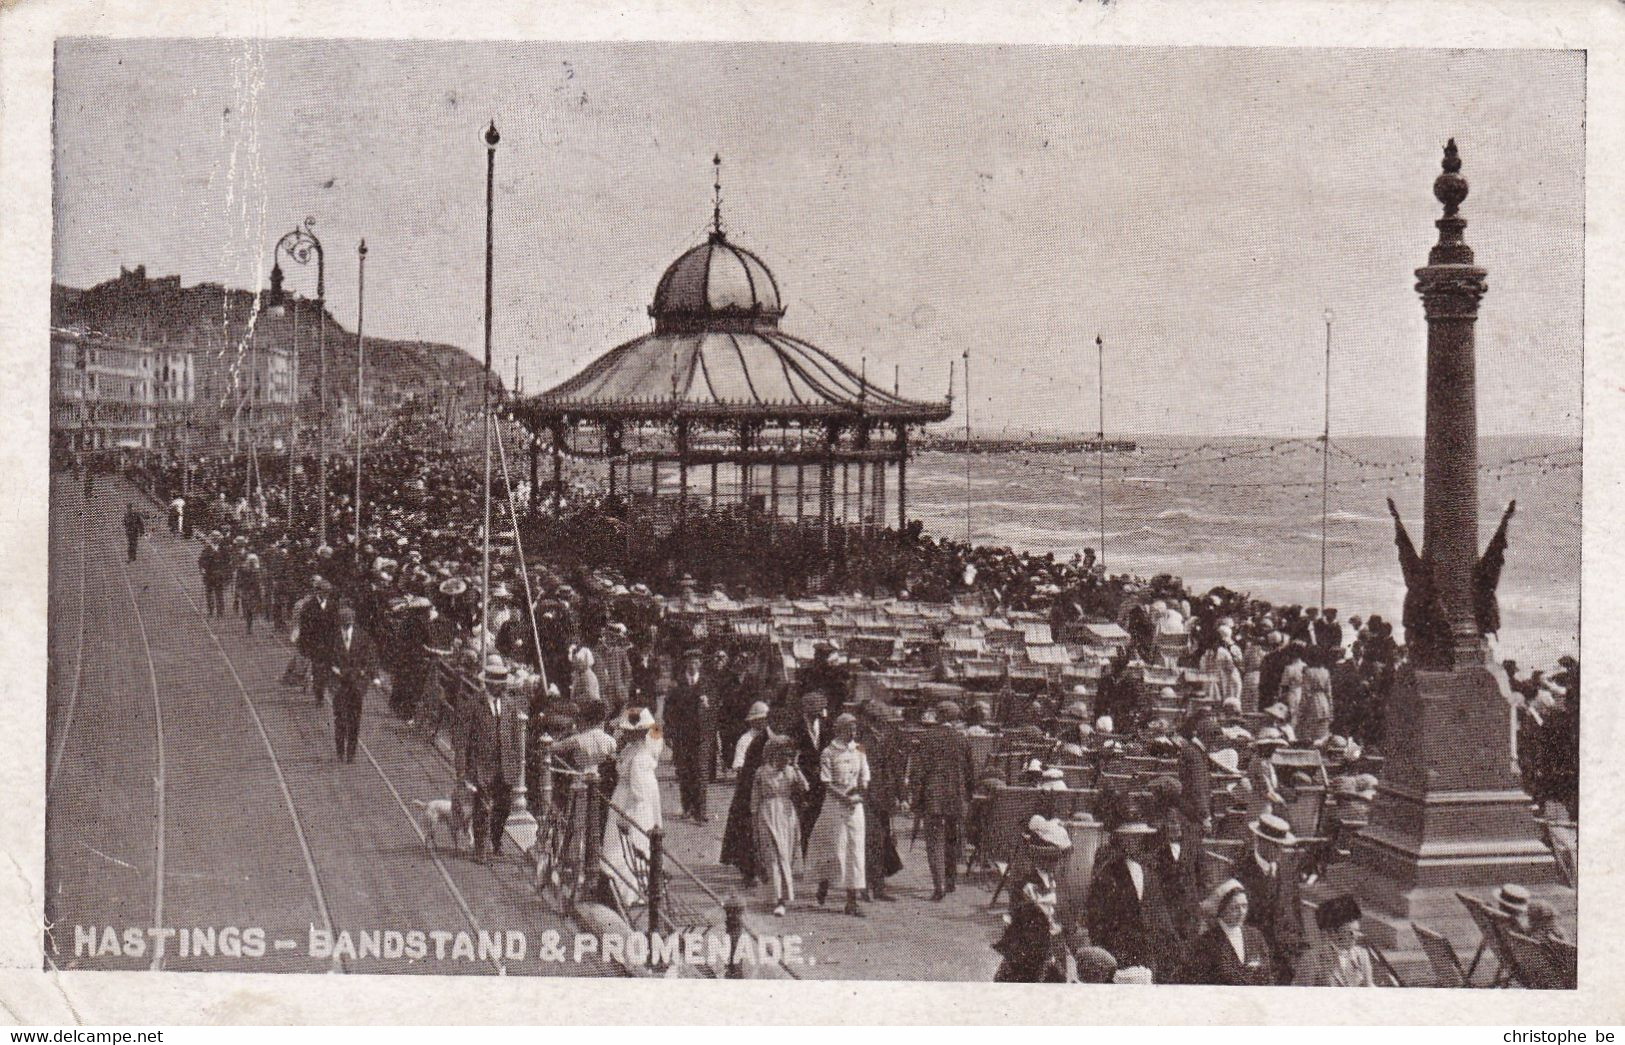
[907,436,1580,670]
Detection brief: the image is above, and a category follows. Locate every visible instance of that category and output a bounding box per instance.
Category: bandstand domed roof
[651,231,784,330]
[520,228,951,427]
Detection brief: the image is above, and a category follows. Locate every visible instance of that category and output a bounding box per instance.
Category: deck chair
[1411,921,1468,987]
[1537,819,1578,889]
[1457,892,1517,987]
[1280,786,1328,841]
[1055,764,1092,789]
[1502,929,1572,990]
[975,786,1047,884]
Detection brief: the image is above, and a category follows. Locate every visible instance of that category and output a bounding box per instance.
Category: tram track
[117,562,166,971]
[47,483,91,795]
[155,565,347,974]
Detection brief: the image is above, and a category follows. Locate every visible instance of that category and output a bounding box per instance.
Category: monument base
[1316,658,1567,965]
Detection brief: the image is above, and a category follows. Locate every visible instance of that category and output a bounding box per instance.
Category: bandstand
[511,210,952,536]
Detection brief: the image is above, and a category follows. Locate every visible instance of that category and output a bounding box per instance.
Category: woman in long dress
[1296,648,1334,746]
[603,706,663,906]
[752,735,807,916]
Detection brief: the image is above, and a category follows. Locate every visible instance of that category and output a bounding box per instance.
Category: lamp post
[354,239,367,550]
[479,119,536,852]
[1095,333,1106,572]
[275,218,326,545]
[1320,307,1334,608]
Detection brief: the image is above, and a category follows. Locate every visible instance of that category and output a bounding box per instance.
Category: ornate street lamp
[275,217,326,545]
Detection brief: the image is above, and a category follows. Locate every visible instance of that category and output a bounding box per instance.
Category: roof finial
[712,154,724,239]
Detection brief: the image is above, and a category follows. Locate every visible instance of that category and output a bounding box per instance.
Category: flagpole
[1096,334,1106,572]
[481,122,498,680]
[1320,307,1334,608]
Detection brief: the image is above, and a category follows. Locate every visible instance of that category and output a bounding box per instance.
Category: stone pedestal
[1318,655,1564,959]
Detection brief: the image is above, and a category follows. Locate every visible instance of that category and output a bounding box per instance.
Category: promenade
[650,768,1009,981]
[44,474,600,976]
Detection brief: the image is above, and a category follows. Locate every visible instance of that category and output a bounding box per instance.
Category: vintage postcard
[0,0,1620,1027]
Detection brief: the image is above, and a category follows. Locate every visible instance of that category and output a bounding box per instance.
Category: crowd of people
[81,399,1578,985]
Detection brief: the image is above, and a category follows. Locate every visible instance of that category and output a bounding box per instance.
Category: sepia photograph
[19,22,1598,1016]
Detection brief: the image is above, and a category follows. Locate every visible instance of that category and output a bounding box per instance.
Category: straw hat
[439,578,468,596]
[620,706,657,732]
[1095,715,1114,734]
[1254,726,1288,749]
[1250,813,1297,847]
[480,653,510,681]
[1024,815,1072,853]
[1496,883,1531,917]
[1208,748,1241,776]
[1263,703,1291,722]
[745,701,770,723]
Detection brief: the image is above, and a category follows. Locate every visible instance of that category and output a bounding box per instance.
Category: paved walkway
[45,475,599,977]
[651,765,1009,981]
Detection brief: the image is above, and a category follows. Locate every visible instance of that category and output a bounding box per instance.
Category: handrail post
[538,735,554,812]
[724,894,745,979]
[647,826,665,957]
[568,773,588,891]
[583,768,603,897]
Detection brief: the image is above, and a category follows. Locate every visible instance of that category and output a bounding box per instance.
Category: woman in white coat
[603,706,663,905]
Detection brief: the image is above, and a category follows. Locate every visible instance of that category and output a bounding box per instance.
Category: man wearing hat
[859,699,905,901]
[328,605,380,764]
[1176,708,1215,836]
[993,816,1073,982]
[1086,801,1182,982]
[596,621,634,714]
[1236,812,1305,984]
[1148,776,1203,944]
[298,576,339,706]
[912,700,973,901]
[666,647,715,823]
[458,653,516,864]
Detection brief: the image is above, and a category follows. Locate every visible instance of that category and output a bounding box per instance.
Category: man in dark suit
[1148,777,1204,944]
[859,699,905,901]
[1176,710,1215,836]
[299,576,338,705]
[1312,608,1344,651]
[912,700,972,900]
[458,657,514,863]
[790,689,830,847]
[1235,813,1305,984]
[327,604,378,764]
[122,503,145,562]
[1258,631,1290,708]
[665,648,714,822]
[1085,815,1183,982]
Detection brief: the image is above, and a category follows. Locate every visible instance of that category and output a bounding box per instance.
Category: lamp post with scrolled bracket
[274,218,326,545]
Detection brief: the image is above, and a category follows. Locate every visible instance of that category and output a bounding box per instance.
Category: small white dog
[412,783,476,852]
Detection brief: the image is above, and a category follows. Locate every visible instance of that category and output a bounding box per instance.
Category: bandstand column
[551,424,565,516]
[796,463,805,524]
[857,459,868,534]
[896,425,909,529]
[1319,140,1562,958]
[528,432,540,515]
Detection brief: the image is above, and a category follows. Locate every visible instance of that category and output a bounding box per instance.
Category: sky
[52,40,1584,438]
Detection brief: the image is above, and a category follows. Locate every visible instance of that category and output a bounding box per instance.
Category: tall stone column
[1418,139,1488,664]
[1322,141,1563,958]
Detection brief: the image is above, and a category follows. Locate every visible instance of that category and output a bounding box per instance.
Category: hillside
[52,266,498,405]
